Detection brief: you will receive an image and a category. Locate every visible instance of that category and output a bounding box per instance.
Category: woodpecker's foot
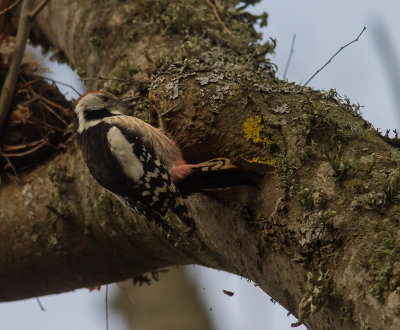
[169,161,201,181]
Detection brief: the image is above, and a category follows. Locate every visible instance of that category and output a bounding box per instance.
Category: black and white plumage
[74,91,196,236]
[74,91,260,237]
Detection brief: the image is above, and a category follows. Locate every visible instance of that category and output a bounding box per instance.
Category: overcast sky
[1,1,399,330]
[255,0,400,131]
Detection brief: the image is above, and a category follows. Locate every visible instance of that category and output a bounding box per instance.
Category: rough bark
[1,1,400,329]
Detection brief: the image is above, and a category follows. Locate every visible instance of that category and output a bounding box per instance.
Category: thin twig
[36,297,46,311]
[0,0,35,132]
[28,0,50,20]
[161,100,185,118]
[283,34,296,80]
[35,76,82,96]
[39,100,68,126]
[19,164,43,182]
[116,283,136,305]
[19,78,42,89]
[0,150,18,177]
[16,95,37,108]
[33,92,69,112]
[80,79,86,94]
[2,139,45,151]
[4,171,20,184]
[131,100,148,107]
[205,0,234,37]
[105,285,109,330]
[80,76,149,84]
[27,118,65,131]
[304,27,366,86]
[39,105,47,124]
[0,0,21,16]
[3,137,48,157]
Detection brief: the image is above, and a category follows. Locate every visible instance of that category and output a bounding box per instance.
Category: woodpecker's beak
[118,97,136,104]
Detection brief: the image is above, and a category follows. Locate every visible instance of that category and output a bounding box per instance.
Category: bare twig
[18,94,38,107]
[3,137,48,157]
[283,34,296,80]
[0,0,21,16]
[0,0,35,132]
[205,0,234,37]
[19,78,42,89]
[105,285,109,330]
[116,283,136,305]
[4,171,20,184]
[161,100,185,118]
[2,139,45,151]
[0,150,18,177]
[27,118,65,131]
[80,76,149,84]
[36,76,82,96]
[39,100,68,126]
[33,92,69,112]
[36,297,46,311]
[304,27,366,86]
[28,0,50,20]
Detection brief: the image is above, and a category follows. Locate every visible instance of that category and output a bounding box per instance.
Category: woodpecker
[74,91,259,238]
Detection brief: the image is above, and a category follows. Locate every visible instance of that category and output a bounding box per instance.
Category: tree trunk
[113,268,215,330]
[1,1,400,329]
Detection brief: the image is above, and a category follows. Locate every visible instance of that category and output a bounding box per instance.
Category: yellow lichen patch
[243,116,277,145]
[243,116,263,143]
[250,156,275,166]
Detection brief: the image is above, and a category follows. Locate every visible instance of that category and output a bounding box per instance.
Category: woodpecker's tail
[175,158,262,197]
[125,198,184,239]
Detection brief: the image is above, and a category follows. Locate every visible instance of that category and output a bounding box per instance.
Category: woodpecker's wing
[111,121,196,230]
[107,121,180,212]
[105,115,184,169]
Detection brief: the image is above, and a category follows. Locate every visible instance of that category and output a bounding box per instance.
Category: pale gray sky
[1,1,399,330]
[253,0,400,131]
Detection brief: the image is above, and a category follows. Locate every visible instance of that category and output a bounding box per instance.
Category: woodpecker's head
[74,91,130,133]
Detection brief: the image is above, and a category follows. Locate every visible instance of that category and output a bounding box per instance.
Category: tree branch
[28,0,51,20]
[0,0,21,16]
[0,0,35,131]
[1,1,399,329]
[205,0,234,37]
